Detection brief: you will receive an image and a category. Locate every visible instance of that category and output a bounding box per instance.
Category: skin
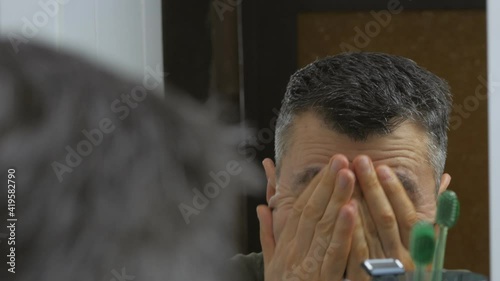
[258,111,451,281]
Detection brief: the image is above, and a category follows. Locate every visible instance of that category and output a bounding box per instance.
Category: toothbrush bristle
[410,221,435,264]
[436,191,460,228]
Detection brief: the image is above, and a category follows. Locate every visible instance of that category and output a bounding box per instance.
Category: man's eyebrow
[394,172,420,202]
[293,166,322,188]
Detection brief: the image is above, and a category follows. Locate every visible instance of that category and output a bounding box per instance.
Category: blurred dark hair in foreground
[0,40,260,281]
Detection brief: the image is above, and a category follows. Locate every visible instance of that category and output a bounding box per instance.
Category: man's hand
[346,155,419,281]
[257,155,357,281]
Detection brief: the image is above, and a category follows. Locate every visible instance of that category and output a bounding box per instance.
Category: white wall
[489,0,500,277]
[0,0,164,92]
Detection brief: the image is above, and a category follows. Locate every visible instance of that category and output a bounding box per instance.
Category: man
[0,41,259,281]
[233,52,453,281]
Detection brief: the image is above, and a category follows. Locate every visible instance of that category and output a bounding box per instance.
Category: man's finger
[376,165,418,248]
[295,155,349,254]
[321,201,356,281]
[257,205,275,267]
[353,155,402,257]
[347,201,370,281]
[305,168,355,264]
[278,168,326,244]
[314,168,355,235]
[359,199,385,259]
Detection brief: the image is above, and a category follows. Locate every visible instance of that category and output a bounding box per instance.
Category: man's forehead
[281,117,431,171]
[277,114,434,202]
[286,113,430,151]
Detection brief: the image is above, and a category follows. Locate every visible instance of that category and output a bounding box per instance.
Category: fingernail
[358,156,372,173]
[378,166,392,181]
[336,171,349,188]
[330,156,343,173]
[256,207,261,220]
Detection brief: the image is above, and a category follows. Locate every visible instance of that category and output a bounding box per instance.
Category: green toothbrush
[410,221,436,281]
[431,191,460,281]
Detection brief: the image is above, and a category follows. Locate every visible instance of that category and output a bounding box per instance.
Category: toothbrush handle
[414,265,425,281]
[431,227,449,281]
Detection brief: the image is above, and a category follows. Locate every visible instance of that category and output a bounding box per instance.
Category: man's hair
[0,41,259,281]
[275,52,452,187]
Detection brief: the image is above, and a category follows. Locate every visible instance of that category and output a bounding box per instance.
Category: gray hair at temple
[0,41,259,281]
[274,53,452,190]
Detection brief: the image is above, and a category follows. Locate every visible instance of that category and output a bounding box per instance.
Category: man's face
[267,111,446,241]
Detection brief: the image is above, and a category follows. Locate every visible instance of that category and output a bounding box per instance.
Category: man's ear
[262,158,277,204]
[438,173,451,195]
